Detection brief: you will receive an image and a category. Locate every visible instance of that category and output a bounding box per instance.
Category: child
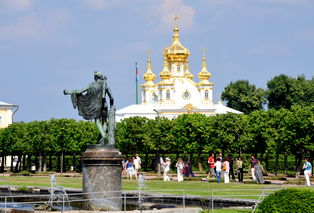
[183,163,188,177]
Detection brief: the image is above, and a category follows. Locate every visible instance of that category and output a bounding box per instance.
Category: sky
[1,0,314,122]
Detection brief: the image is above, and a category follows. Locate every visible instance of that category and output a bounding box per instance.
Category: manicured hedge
[258,189,314,212]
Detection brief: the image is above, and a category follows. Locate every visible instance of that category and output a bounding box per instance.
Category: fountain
[47,175,72,211]
[0,178,13,202]
[137,173,147,211]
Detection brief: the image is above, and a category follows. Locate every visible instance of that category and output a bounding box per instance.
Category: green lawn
[0,176,303,199]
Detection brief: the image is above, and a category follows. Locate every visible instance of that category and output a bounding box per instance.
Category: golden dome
[164,14,190,62]
[142,49,156,87]
[184,59,193,80]
[159,54,172,81]
[198,47,212,86]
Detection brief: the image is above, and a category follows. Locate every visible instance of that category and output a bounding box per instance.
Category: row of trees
[117,106,314,177]
[222,74,314,114]
[0,118,99,174]
[1,106,314,177]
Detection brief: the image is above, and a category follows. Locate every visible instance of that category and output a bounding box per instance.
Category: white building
[116,14,242,122]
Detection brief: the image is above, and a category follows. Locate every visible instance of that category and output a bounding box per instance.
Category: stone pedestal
[80,145,124,211]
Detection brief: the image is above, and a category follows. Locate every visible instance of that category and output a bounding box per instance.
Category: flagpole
[136,62,138,105]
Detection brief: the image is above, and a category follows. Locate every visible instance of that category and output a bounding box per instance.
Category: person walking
[187,157,195,177]
[236,157,244,182]
[126,157,133,180]
[207,153,215,179]
[136,154,141,170]
[176,158,184,182]
[229,155,235,181]
[254,161,264,184]
[249,155,257,180]
[303,157,312,186]
[122,157,127,176]
[223,158,230,183]
[218,153,223,161]
[163,158,171,181]
[214,158,222,183]
[133,155,139,180]
[183,163,188,177]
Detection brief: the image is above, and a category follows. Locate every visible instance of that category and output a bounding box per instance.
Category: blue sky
[1,0,314,122]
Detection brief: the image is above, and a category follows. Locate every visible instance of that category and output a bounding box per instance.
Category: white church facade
[116,14,242,122]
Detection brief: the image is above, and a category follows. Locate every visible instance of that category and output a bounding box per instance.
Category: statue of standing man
[63,71,116,148]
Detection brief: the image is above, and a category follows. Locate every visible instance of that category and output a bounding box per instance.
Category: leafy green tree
[172,113,210,171]
[221,80,266,114]
[116,116,148,156]
[266,74,314,110]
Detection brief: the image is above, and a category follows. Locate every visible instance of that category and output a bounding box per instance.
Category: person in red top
[207,153,216,179]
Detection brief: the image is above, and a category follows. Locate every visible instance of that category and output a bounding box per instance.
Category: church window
[143,91,146,101]
[152,91,157,100]
[182,89,191,100]
[160,91,162,100]
[205,90,209,99]
[0,114,3,124]
[166,90,170,100]
[177,65,180,72]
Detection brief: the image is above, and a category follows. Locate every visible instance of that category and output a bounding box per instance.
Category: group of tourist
[123,154,141,180]
[161,156,196,182]
[206,154,266,184]
[123,154,312,186]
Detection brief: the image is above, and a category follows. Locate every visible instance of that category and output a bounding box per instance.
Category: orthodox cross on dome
[148,48,151,59]
[174,13,178,27]
[203,47,206,57]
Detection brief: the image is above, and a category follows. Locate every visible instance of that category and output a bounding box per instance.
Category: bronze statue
[63,71,116,147]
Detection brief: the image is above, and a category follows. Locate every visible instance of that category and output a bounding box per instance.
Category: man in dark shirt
[249,155,257,180]
[229,155,235,181]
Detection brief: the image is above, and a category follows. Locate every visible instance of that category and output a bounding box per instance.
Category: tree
[172,114,208,171]
[266,74,314,110]
[221,80,266,114]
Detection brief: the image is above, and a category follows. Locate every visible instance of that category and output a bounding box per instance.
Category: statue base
[80,146,124,211]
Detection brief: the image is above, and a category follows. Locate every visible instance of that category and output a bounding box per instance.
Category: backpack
[222,163,227,171]
[183,167,187,173]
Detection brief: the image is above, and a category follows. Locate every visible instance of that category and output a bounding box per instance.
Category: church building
[116,14,242,122]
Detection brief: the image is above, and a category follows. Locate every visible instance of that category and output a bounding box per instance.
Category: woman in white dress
[176,158,184,182]
[163,158,171,181]
[223,158,230,183]
[133,155,138,180]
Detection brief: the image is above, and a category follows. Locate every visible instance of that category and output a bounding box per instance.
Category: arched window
[166,90,170,100]
[205,90,209,99]
[143,91,146,101]
[177,65,180,72]
[160,90,162,100]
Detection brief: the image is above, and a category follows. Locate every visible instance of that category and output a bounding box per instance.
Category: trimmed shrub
[258,188,314,212]
[244,180,271,184]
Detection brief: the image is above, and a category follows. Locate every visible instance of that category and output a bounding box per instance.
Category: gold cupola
[164,14,190,62]
[142,49,156,87]
[198,47,212,86]
[158,50,172,85]
[184,59,193,80]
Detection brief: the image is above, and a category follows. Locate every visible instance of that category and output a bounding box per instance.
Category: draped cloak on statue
[70,80,104,120]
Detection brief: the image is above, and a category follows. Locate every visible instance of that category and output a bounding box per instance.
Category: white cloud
[0,0,33,15]
[200,0,233,9]
[82,0,125,10]
[148,0,196,35]
[250,43,291,55]
[0,8,75,43]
